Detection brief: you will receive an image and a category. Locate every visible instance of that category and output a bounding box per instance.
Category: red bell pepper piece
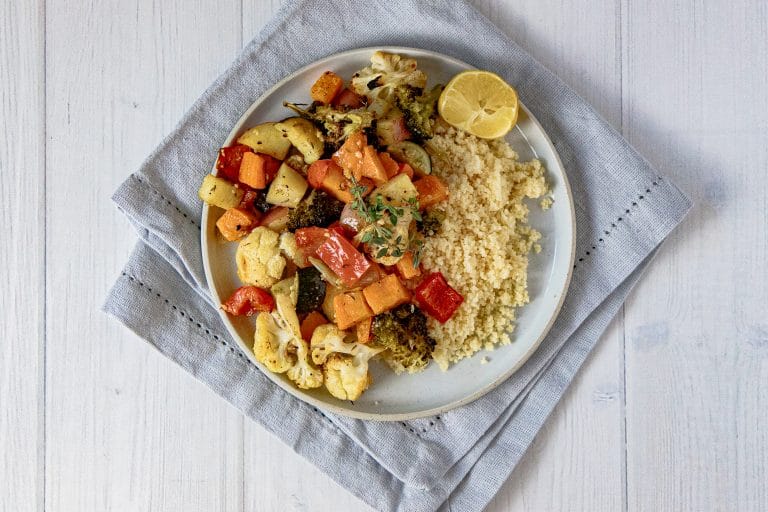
[295,227,329,257]
[413,272,464,323]
[316,231,371,286]
[221,286,275,316]
[216,144,252,182]
[327,221,350,239]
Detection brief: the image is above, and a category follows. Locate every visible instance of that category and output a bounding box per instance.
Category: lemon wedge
[437,70,519,139]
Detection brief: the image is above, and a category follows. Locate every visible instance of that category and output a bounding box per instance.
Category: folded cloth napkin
[103,0,691,510]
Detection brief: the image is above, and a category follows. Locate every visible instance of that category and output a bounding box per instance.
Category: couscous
[423,125,548,369]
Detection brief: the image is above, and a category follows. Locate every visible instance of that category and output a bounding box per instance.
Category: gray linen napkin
[103,0,692,510]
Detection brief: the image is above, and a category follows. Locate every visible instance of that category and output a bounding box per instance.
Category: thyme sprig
[349,177,425,267]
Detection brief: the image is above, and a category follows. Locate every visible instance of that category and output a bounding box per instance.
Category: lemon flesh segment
[438,70,519,139]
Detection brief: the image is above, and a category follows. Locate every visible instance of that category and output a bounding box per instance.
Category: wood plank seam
[40,0,48,510]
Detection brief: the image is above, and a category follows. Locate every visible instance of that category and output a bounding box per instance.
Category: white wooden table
[2,1,766,510]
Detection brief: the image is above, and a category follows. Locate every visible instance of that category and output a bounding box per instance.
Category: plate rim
[201,46,576,421]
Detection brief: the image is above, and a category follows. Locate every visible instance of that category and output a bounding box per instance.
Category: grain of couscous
[423,125,548,369]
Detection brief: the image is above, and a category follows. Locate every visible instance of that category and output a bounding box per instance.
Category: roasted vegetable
[413,272,464,324]
[270,274,299,306]
[416,209,445,236]
[236,227,286,288]
[237,122,292,160]
[370,173,418,206]
[314,325,386,400]
[393,84,443,140]
[362,274,411,315]
[286,190,344,232]
[310,323,354,364]
[296,266,326,314]
[274,117,325,164]
[288,336,324,389]
[413,175,449,209]
[323,346,385,400]
[240,189,272,214]
[215,207,260,241]
[266,163,309,209]
[371,304,436,374]
[350,51,427,116]
[376,109,411,146]
[221,286,275,316]
[387,140,431,177]
[199,174,244,209]
[300,311,328,341]
[215,144,253,182]
[253,311,295,373]
[311,71,345,104]
[276,291,324,389]
[284,102,374,148]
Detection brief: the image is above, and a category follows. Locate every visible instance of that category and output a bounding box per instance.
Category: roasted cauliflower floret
[310,323,357,365]
[287,337,324,389]
[253,311,296,373]
[254,289,324,388]
[350,51,427,116]
[322,343,385,401]
[236,227,286,288]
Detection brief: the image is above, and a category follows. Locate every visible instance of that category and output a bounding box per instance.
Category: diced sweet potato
[332,132,367,180]
[379,152,401,179]
[361,146,388,185]
[238,152,280,189]
[333,290,373,330]
[356,317,373,344]
[414,175,449,209]
[216,207,261,241]
[321,163,374,203]
[362,274,411,315]
[307,159,335,189]
[310,71,344,105]
[395,251,421,280]
[302,311,328,342]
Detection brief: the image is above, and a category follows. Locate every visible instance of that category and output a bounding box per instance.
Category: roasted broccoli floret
[371,304,436,374]
[394,84,443,141]
[283,102,374,149]
[286,190,344,232]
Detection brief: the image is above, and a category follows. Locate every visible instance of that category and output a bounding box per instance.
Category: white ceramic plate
[201,47,575,421]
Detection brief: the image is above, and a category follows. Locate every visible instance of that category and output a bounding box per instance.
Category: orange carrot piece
[302,311,329,342]
[215,207,261,241]
[238,152,279,189]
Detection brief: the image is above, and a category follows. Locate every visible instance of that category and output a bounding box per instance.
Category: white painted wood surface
[1,1,765,511]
